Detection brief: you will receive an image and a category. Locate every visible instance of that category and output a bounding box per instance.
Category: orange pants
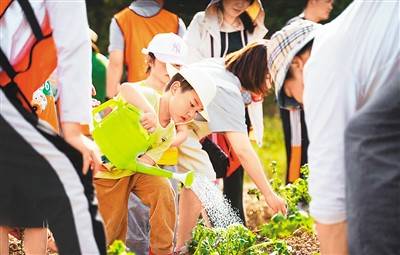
[94,174,176,254]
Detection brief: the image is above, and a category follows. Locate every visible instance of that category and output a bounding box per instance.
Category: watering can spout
[135,162,194,188]
[173,171,194,188]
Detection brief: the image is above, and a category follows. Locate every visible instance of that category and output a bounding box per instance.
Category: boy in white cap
[267,1,399,254]
[126,32,188,254]
[94,58,217,255]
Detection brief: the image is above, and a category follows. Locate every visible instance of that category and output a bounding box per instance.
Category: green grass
[247,113,287,183]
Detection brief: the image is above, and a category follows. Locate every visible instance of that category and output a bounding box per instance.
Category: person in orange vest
[0,1,106,254]
[106,0,186,98]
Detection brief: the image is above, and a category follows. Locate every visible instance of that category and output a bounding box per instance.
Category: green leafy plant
[260,211,314,239]
[247,239,292,255]
[189,164,316,254]
[249,164,311,212]
[188,222,297,255]
[271,164,311,212]
[107,240,135,255]
[247,188,262,200]
[188,223,257,255]
[260,164,314,239]
[270,161,283,192]
[268,240,292,255]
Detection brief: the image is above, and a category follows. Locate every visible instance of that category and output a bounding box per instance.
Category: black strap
[3,81,38,115]
[243,30,248,45]
[210,35,214,58]
[0,48,16,80]
[220,31,226,57]
[17,0,44,40]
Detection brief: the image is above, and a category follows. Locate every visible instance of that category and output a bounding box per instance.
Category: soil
[244,184,320,255]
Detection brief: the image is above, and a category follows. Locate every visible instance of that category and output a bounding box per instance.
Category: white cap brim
[142,48,185,66]
[166,63,216,121]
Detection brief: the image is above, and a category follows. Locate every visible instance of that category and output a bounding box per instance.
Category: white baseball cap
[167,63,217,121]
[142,33,187,65]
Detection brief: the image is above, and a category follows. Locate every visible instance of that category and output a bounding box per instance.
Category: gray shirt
[109,0,186,52]
[196,58,247,133]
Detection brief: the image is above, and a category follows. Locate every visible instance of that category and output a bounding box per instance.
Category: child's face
[283,73,304,105]
[312,0,334,22]
[150,59,182,90]
[168,82,204,123]
[282,51,311,106]
[151,59,170,85]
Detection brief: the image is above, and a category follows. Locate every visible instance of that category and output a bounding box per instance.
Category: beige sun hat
[267,19,321,109]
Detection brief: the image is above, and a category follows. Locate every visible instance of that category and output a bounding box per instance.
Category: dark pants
[345,77,400,255]
[0,85,106,254]
[223,166,245,223]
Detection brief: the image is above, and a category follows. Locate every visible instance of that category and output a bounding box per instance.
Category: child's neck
[145,75,165,94]
[303,8,322,23]
[158,95,171,128]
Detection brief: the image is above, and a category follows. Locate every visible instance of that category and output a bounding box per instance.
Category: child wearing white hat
[126,33,188,254]
[93,32,216,254]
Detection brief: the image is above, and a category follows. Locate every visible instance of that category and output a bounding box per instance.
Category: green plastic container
[92,98,194,187]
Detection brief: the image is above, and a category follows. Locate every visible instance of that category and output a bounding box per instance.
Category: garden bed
[187,164,320,255]
[9,164,319,255]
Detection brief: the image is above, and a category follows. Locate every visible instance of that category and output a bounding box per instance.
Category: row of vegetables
[188,164,318,255]
[107,164,318,255]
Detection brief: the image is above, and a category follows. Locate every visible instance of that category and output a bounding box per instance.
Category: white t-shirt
[303,0,400,224]
[194,58,247,134]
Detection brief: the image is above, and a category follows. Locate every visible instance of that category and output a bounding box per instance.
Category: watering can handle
[92,98,119,116]
[92,99,122,129]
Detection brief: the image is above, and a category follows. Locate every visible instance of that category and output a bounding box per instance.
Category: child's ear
[170,81,181,95]
[291,56,304,72]
[146,55,155,68]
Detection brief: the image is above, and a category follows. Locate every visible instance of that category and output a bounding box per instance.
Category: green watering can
[92,98,194,188]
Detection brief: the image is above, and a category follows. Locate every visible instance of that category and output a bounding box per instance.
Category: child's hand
[170,124,189,147]
[138,154,155,166]
[140,111,157,133]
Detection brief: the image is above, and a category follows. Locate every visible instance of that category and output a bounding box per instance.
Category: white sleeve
[45,0,92,124]
[177,18,186,37]
[303,56,357,224]
[183,12,206,64]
